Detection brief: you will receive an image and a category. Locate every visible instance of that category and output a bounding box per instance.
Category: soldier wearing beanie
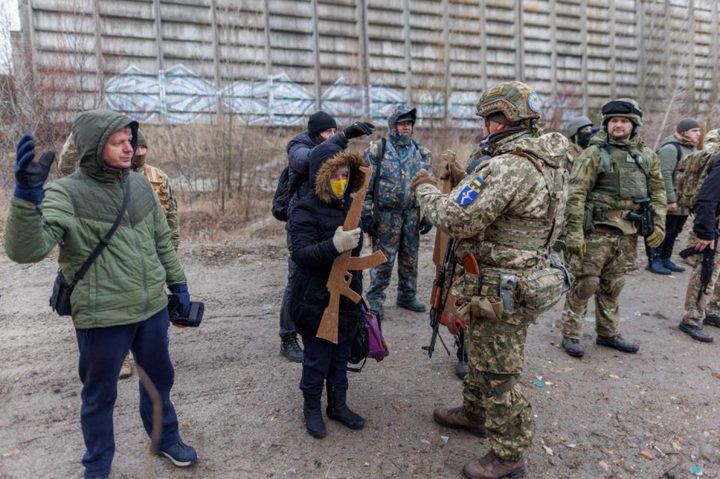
[278,112,374,362]
[648,117,701,275]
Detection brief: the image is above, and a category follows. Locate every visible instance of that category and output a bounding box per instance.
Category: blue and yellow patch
[456,174,488,206]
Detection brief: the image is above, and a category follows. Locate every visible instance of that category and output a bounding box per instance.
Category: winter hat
[676,117,700,133]
[307,111,337,138]
[137,129,148,148]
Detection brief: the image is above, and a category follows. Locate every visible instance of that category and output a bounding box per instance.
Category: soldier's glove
[418,217,433,235]
[343,122,375,140]
[440,150,465,184]
[168,283,190,316]
[565,236,586,259]
[411,170,437,192]
[361,214,377,238]
[646,227,665,249]
[332,226,361,253]
[14,133,55,205]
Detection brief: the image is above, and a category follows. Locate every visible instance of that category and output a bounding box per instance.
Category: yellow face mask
[330,178,349,198]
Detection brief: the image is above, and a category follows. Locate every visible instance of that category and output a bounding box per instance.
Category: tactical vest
[587,145,650,233]
[482,149,568,251]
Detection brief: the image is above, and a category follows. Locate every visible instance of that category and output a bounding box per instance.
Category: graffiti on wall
[104,64,484,127]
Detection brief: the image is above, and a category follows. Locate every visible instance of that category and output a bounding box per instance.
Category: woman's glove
[332,227,361,253]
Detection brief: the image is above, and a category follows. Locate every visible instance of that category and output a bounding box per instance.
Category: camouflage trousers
[367,208,420,303]
[682,236,720,327]
[561,229,637,339]
[461,297,535,461]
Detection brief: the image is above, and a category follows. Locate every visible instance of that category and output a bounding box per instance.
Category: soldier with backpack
[648,118,701,275]
[676,129,720,342]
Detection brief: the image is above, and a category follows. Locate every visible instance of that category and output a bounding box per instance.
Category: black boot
[326,383,365,430]
[596,334,639,353]
[679,323,714,343]
[561,337,585,358]
[302,389,326,438]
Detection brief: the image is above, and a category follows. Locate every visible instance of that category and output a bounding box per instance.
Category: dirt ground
[1,219,719,479]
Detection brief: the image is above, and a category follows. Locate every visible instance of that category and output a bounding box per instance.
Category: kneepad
[574,277,599,300]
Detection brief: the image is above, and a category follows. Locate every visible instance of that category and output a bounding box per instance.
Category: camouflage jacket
[58,134,180,250]
[415,130,569,292]
[565,130,666,238]
[364,136,431,211]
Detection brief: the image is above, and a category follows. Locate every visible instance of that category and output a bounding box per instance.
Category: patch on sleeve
[455,174,488,206]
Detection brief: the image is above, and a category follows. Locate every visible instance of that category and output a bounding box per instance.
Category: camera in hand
[167,295,204,327]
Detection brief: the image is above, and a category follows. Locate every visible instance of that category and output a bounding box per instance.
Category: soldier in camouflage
[678,129,720,343]
[58,129,181,379]
[559,98,666,358]
[565,115,594,171]
[363,106,433,318]
[412,81,570,479]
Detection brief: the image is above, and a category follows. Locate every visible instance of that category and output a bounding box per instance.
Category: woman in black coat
[287,144,367,439]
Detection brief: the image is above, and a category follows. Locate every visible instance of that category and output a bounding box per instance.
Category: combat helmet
[566,116,593,138]
[476,81,541,123]
[601,98,643,127]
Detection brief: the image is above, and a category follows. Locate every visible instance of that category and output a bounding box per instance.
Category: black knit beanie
[307,111,337,138]
[676,117,700,133]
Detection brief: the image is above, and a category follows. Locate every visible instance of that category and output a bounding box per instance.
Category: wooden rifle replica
[317,165,387,344]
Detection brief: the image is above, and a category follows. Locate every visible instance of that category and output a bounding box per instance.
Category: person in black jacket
[287,143,367,439]
[680,154,720,343]
[278,113,374,362]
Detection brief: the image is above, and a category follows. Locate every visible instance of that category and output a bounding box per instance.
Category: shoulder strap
[73,181,131,284]
[599,146,611,173]
[371,138,386,220]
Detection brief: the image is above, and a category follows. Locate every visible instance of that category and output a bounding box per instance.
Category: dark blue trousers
[299,334,352,392]
[75,308,181,477]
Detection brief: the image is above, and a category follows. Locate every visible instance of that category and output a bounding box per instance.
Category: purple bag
[348,302,389,371]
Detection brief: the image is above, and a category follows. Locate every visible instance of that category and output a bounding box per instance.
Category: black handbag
[49,182,130,316]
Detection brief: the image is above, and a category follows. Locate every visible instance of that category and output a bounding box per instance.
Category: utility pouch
[49,270,74,316]
[583,202,596,233]
[517,267,566,315]
[457,295,504,324]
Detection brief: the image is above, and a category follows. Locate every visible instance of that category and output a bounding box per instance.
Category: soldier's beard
[132,154,146,171]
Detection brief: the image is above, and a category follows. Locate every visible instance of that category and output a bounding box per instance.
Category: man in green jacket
[5,110,197,479]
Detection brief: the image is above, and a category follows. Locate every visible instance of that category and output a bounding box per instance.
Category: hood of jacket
[313,150,366,204]
[71,109,138,183]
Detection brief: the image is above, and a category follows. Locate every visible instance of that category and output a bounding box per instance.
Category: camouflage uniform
[561,104,666,343]
[58,131,180,251]
[364,107,432,307]
[416,82,570,465]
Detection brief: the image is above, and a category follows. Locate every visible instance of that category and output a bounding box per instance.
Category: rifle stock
[317,165,388,344]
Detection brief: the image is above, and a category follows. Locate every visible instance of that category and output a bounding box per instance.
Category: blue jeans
[75,308,181,477]
[299,334,352,391]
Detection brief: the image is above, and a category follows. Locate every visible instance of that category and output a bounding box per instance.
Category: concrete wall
[13,0,720,127]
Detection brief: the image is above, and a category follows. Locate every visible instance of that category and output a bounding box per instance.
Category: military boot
[326,383,365,430]
[648,259,671,275]
[463,451,528,479]
[455,361,469,380]
[302,389,326,438]
[396,296,427,313]
[280,334,303,363]
[662,258,685,273]
[367,298,384,321]
[432,406,486,438]
[596,334,639,353]
[704,313,720,328]
[561,337,585,358]
[679,322,714,343]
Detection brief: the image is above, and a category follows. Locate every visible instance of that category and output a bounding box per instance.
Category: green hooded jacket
[4,110,186,329]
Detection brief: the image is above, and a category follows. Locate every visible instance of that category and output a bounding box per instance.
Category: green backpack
[676,146,720,210]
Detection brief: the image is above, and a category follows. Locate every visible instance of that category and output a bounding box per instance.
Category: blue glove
[418,217,433,235]
[168,283,190,315]
[14,133,55,205]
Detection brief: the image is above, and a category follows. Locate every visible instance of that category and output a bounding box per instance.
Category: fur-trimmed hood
[312,150,366,204]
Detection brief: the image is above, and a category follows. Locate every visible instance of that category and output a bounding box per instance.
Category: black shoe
[302,389,327,438]
[596,335,639,353]
[561,337,585,358]
[326,383,365,430]
[396,297,427,312]
[648,259,671,275]
[662,258,686,273]
[704,314,720,328]
[281,334,303,363]
[679,323,714,343]
[455,361,468,380]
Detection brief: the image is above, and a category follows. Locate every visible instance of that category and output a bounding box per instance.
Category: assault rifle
[679,239,717,301]
[317,165,387,344]
[626,197,654,268]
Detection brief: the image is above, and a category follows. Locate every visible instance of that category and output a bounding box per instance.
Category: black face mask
[577,131,593,149]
